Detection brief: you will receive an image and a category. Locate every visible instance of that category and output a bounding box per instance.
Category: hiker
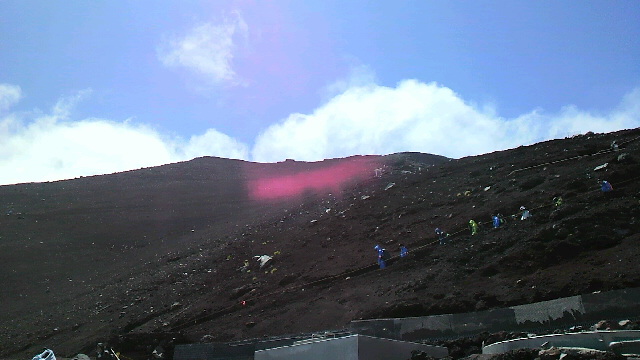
[492,215,501,228]
[553,196,563,207]
[497,213,507,225]
[601,180,613,193]
[374,245,390,269]
[469,220,479,235]
[435,227,448,244]
[399,243,409,257]
[520,206,531,220]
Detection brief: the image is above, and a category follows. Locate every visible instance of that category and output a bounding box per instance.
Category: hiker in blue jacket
[435,228,448,244]
[492,215,501,228]
[374,245,390,269]
[399,244,408,258]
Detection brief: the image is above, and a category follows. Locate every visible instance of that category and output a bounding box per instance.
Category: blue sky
[1,0,639,185]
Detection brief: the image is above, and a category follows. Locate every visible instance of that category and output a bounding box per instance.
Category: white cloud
[0,83,22,112]
[252,80,640,162]
[0,90,249,185]
[182,129,249,160]
[321,64,377,100]
[1,79,638,186]
[157,12,248,84]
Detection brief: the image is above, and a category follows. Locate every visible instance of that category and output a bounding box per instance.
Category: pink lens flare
[247,157,381,201]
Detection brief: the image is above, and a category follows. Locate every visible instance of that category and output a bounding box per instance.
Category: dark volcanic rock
[2,129,640,358]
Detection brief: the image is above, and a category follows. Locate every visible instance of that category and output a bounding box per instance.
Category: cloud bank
[252,80,640,162]
[0,90,248,185]
[157,12,248,85]
[1,79,639,185]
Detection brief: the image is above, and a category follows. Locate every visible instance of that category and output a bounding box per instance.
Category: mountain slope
[1,129,639,358]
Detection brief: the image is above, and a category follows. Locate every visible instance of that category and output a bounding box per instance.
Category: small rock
[617,153,629,162]
[201,334,215,342]
[594,163,608,171]
[540,347,610,359]
[592,319,620,330]
[70,354,91,360]
[254,255,273,268]
[618,319,631,327]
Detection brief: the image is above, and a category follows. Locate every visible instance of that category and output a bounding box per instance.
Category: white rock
[594,163,608,171]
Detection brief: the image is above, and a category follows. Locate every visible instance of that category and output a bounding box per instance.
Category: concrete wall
[255,336,359,360]
[351,287,640,341]
[511,296,584,325]
[175,288,640,359]
[358,335,448,359]
[254,335,448,360]
[174,343,255,360]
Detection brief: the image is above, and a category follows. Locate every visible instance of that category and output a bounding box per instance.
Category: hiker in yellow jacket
[469,220,479,236]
